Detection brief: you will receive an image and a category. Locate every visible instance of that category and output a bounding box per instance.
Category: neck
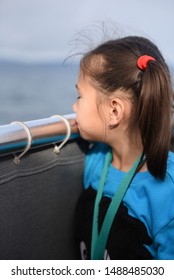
[108,131,146,172]
[111,147,143,172]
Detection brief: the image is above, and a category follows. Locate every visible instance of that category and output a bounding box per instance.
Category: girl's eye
[77,96,81,100]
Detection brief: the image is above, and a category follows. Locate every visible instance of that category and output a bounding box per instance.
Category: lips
[74,120,79,129]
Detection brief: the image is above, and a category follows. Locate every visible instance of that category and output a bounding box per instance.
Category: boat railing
[0,113,79,160]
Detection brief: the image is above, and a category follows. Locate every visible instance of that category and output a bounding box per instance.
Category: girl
[73,36,174,259]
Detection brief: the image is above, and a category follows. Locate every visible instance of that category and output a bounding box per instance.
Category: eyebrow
[75,84,82,93]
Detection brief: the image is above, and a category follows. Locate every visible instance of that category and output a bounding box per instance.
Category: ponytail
[137,61,172,179]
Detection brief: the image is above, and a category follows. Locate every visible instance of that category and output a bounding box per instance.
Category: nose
[73,101,77,113]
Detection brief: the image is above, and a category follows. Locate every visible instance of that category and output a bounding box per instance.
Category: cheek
[80,114,106,141]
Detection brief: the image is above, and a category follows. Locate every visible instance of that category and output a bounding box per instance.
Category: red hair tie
[137,55,156,70]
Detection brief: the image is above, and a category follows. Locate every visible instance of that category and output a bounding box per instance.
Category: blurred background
[0,0,173,124]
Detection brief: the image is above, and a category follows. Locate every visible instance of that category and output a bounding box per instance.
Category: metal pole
[0,114,79,157]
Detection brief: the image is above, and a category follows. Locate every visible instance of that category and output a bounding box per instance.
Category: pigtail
[137,61,172,179]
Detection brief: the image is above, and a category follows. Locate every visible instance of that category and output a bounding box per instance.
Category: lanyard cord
[91,150,143,260]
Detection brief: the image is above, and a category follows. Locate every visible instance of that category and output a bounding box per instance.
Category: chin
[82,134,101,143]
[79,133,91,141]
[78,129,102,142]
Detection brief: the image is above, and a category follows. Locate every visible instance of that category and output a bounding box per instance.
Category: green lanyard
[91,150,142,260]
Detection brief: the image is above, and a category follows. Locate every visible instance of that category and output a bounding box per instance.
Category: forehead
[77,71,94,90]
[77,72,105,104]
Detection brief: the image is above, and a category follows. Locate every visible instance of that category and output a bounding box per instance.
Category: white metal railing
[0,113,80,162]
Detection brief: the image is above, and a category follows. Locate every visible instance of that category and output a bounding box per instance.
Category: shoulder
[83,142,110,189]
[150,151,174,211]
[147,151,174,238]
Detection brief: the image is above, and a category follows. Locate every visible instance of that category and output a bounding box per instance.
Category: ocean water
[0,61,79,125]
[0,60,173,126]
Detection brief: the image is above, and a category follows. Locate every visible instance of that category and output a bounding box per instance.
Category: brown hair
[80,36,173,180]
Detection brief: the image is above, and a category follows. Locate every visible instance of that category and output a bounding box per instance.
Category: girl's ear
[109,98,124,128]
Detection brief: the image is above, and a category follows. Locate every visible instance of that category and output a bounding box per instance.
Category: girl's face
[73,72,106,141]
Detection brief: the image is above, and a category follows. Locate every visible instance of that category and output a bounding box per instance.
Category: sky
[0,0,173,65]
